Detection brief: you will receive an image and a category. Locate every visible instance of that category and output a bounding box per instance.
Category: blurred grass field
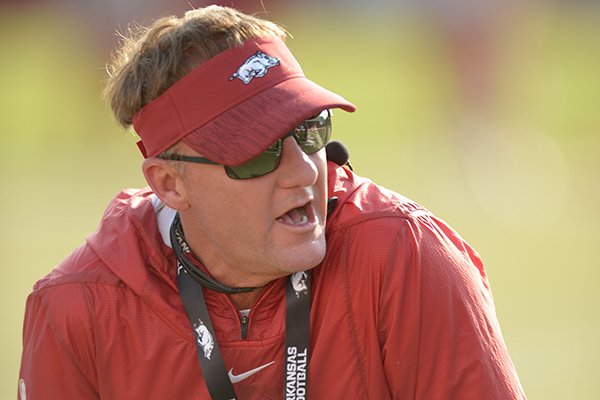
[1,4,599,399]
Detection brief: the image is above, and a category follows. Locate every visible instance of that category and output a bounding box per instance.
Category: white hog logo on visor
[229,51,280,84]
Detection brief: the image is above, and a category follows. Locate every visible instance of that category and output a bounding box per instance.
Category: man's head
[103,6,355,287]
[104,6,287,129]
[104,5,353,163]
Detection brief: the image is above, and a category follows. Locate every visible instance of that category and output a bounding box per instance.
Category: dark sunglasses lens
[224,110,331,179]
[294,111,332,154]
[225,147,281,179]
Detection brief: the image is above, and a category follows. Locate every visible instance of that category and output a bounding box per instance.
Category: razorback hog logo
[194,319,214,360]
[229,51,280,84]
[290,271,308,297]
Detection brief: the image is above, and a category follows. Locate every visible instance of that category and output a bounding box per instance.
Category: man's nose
[275,136,319,188]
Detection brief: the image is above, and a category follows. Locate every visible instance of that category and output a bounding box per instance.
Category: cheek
[206,185,274,233]
[190,193,269,254]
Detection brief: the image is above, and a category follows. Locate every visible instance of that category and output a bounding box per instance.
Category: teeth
[278,214,292,224]
[278,205,310,225]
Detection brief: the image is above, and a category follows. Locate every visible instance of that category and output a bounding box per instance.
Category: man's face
[177,136,328,287]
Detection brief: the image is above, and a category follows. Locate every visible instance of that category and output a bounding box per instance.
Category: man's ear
[142,158,190,211]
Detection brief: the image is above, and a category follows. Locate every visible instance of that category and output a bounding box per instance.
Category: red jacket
[19,163,525,399]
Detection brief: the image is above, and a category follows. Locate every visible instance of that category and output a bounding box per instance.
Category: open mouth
[277,202,315,226]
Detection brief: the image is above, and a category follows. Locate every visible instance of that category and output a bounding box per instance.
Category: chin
[282,237,327,274]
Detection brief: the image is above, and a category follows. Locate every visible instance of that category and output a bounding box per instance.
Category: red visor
[132,36,356,165]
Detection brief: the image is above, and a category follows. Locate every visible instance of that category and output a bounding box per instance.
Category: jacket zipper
[240,315,249,340]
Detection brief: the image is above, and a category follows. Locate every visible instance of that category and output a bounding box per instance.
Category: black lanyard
[171,214,311,399]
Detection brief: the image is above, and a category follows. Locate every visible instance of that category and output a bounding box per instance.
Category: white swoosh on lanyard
[228,361,275,384]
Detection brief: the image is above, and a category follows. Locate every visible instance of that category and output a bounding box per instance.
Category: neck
[229,289,265,310]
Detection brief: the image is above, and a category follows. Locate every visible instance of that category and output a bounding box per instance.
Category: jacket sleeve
[19,283,99,400]
[378,214,526,399]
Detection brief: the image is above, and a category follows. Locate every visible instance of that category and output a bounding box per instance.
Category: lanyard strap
[178,270,237,400]
[172,214,310,399]
[285,271,311,399]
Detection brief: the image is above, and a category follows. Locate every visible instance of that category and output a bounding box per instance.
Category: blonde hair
[103,6,287,128]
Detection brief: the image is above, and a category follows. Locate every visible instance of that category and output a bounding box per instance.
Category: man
[18,5,526,399]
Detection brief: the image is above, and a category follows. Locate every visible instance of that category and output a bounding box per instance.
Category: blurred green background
[1,1,599,399]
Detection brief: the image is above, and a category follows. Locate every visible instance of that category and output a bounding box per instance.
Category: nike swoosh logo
[228,361,275,384]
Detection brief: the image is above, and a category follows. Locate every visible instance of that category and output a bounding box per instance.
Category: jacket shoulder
[32,187,155,293]
[33,242,123,293]
[326,163,486,285]
[327,163,429,232]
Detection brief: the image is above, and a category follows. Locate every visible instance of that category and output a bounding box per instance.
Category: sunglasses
[159,109,332,179]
